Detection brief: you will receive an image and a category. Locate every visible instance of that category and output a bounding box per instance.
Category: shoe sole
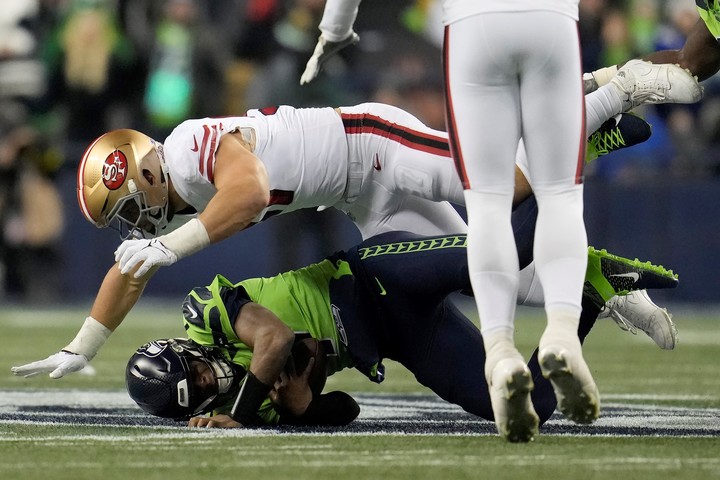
[643,304,678,350]
[491,367,539,443]
[601,290,679,350]
[539,349,600,425]
[651,64,704,104]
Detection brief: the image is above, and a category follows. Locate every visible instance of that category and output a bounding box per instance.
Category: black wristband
[229,371,273,426]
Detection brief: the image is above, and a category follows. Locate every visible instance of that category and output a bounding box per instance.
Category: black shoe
[586,113,652,162]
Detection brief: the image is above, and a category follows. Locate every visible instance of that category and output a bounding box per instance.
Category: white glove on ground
[300,31,360,85]
[11,351,89,379]
[115,238,178,278]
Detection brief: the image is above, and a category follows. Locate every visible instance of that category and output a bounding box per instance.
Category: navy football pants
[348,196,600,425]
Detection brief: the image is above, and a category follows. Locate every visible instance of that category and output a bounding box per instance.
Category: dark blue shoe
[586,113,652,162]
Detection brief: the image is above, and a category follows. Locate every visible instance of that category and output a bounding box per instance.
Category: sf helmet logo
[102,150,128,190]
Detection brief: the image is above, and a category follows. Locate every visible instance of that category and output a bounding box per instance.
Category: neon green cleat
[584,247,678,306]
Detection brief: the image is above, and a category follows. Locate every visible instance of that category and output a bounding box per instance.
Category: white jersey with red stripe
[441,0,579,23]
[163,102,467,239]
[163,106,348,222]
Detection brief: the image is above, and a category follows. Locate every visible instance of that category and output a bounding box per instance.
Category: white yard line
[1,390,719,439]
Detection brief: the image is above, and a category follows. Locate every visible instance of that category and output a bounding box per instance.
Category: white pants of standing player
[444,12,588,338]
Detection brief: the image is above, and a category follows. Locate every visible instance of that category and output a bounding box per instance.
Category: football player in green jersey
[126,196,679,429]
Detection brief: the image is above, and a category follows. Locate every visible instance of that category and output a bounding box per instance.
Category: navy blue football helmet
[126,338,243,420]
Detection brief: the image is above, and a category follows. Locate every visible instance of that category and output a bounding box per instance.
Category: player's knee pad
[395,165,435,198]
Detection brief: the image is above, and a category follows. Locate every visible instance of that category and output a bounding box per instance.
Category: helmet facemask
[126,338,243,420]
[107,184,170,239]
[183,347,239,416]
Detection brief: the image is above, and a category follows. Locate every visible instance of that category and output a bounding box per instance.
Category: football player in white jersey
[9,102,498,384]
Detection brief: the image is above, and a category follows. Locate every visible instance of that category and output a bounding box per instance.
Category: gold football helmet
[77,129,170,238]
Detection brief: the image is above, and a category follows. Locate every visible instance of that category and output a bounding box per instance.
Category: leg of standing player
[513,14,599,428]
[443,9,595,441]
[444,13,535,442]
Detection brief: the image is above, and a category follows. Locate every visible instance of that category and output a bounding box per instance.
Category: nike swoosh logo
[191,135,199,152]
[610,272,640,282]
[373,153,382,171]
[375,277,387,296]
[185,305,199,319]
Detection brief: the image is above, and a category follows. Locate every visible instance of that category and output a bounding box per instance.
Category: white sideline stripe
[2,391,720,440]
[602,394,716,401]
[1,421,719,441]
[0,390,716,408]
[0,390,136,407]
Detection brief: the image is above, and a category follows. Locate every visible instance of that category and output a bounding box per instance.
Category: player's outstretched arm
[11,263,154,378]
[116,134,270,278]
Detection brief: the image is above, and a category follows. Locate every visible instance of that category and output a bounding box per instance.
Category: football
[287,336,327,395]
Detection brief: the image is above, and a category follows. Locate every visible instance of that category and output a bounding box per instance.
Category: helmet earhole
[143,169,155,185]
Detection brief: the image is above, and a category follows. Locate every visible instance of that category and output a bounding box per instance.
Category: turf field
[1,300,719,480]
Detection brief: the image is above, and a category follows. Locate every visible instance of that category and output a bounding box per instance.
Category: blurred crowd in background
[1,0,718,302]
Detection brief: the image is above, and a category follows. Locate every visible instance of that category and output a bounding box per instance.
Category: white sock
[541,307,582,349]
[585,84,624,134]
[482,327,524,378]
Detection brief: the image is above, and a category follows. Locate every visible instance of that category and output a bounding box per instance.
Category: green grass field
[1,300,719,480]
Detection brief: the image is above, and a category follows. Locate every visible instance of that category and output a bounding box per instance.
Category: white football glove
[11,351,89,379]
[115,238,178,278]
[300,31,360,85]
